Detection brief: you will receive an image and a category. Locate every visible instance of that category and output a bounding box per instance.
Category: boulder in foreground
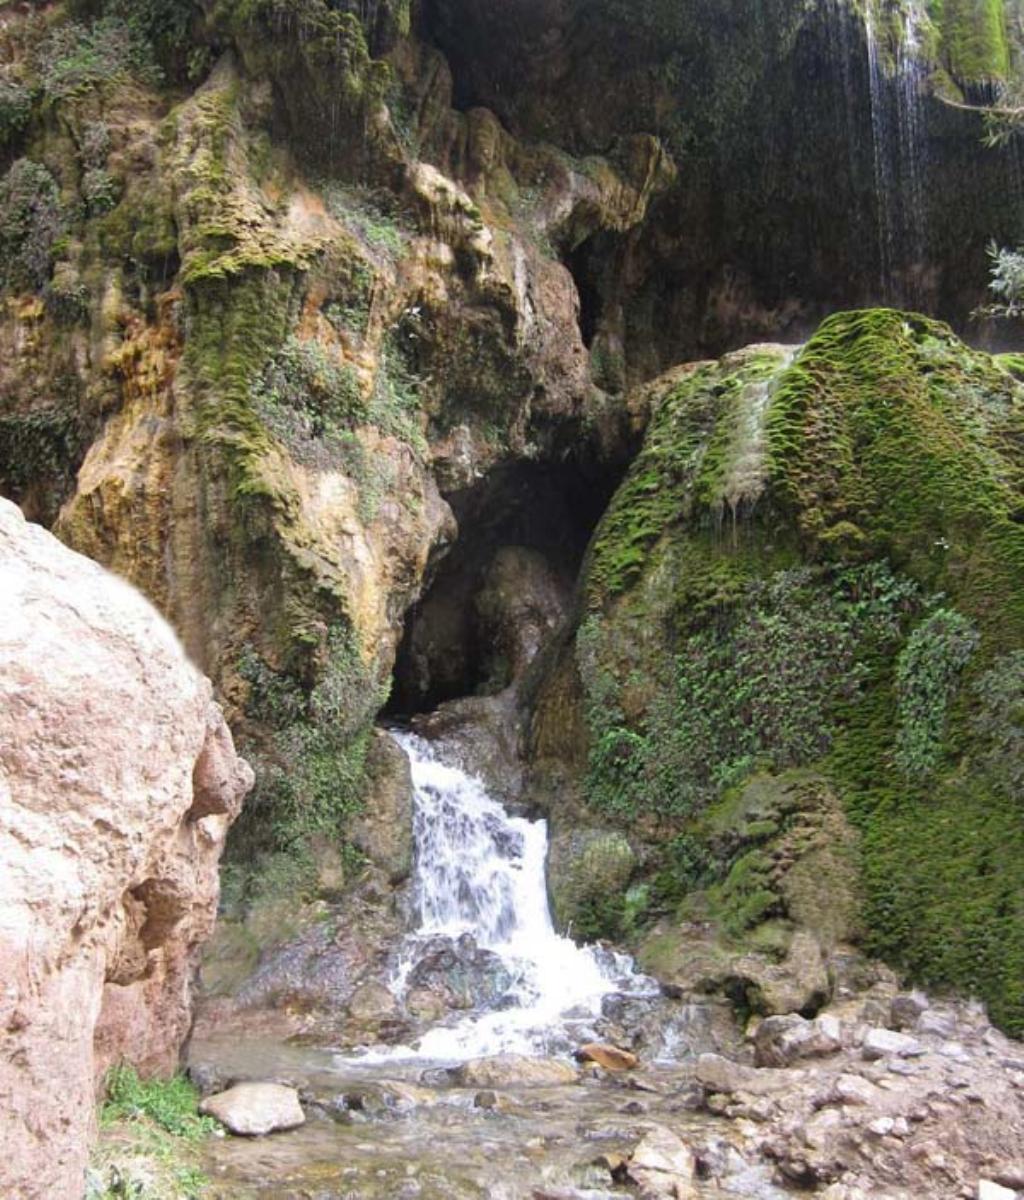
[0,499,252,1199]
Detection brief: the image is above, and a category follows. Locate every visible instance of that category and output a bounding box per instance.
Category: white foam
[353,731,649,1062]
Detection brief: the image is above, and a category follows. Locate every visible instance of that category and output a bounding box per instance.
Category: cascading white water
[365,731,649,1061]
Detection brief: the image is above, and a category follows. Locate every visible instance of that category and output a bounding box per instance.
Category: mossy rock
[572,309,1024,1034]
[547,828,636,940]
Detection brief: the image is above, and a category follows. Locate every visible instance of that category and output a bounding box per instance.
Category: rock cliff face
[0,0,1023,1083]
[0,498,251,1199]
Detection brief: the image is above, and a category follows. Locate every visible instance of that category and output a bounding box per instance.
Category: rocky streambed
[189,977,1024,1200]
[186,719,1024,1200]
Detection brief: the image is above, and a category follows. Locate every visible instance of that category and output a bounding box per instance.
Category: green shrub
[101,0,197,65]
[0,401,81,492]
[0,79,32,146]
[322,183,409,257]
[35,19,158,103]
[580,563,916,821]
[251,335,367,458]
[971,650,1024,797]
[0,159,63,291]
[82,167,121,216]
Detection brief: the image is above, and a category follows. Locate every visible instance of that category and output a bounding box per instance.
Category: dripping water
[862,0,931,304]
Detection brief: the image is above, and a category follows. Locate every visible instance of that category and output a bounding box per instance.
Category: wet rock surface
[191,978,1024,1200]
[405,933,517,1013]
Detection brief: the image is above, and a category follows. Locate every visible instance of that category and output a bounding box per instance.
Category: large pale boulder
[199,1083,304,1137]
[0,499,252,1199]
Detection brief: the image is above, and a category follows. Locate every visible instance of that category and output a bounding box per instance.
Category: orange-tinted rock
[575,1042,639,1071]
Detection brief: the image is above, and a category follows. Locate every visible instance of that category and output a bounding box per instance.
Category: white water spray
[360,731,649,1061]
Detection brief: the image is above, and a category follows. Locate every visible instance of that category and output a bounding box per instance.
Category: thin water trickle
[861,0,931,303]
[356,731,652,1062]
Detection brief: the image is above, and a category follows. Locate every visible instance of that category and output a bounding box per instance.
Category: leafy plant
[580,564,915,821]
[82,168,121,216]
[979,240,1024,318]
[251,335,367,457]
[35,19,159,103]
[322,182,409,257]
[101,1064,215,1141]
[101,0,198,65]
[894,608,979,777]
[230,626,388,900]
[0,79,32,146]
[971,649,1024,797]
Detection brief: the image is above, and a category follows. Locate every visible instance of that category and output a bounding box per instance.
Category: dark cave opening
[565,239,604,349]
[385,457,618,718]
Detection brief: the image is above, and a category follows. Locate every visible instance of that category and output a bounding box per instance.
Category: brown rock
[696,1053,806,1097]
[346,981,399,1022]
[0,500,252,1199]
[453,1055,578,1088]
[575,1042,639,1071]
[347,731,414,884]
[754,1013,843,1067]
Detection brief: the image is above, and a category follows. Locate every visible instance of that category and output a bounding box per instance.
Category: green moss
[229,626,387,903]
[996,351,1024,381]
[587,347,789,600]
[576,309,1024,1032]
[579,559,915,822]
[930,0,1010,81]
[0,159,63,291]
[212,0,398,162]
[0,402,81,497]
[97,189,178,267]
[829,664,1024,1034]
[170,64,321,288]
[767,309,1024,646]
[0,80,32,147]
[183,269,297,501]
[550,830,637,939]
[659,770,861,947]
[894,607,979,776]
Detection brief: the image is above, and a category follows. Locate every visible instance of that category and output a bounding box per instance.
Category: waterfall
[862,0,931,303]
[361,731,649,1061]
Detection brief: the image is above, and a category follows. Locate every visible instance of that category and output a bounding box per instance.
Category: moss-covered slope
[560,310,1024,1033]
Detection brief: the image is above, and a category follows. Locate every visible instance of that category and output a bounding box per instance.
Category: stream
[192,731,788,1199]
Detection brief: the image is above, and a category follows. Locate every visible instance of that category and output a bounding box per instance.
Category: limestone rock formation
[0,499,252,1199]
